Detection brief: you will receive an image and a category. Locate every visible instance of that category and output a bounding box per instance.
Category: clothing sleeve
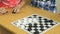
[0,0,21,8]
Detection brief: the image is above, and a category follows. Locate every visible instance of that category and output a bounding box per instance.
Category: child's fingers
[12,0,25,14]
[12,7,20,14]
[0,8,8,15]
[17,0,25,9]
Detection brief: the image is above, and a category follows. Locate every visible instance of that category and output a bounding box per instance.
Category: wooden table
[0,5,60,34]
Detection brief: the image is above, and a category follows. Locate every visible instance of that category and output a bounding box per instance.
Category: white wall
[56,0,60,13]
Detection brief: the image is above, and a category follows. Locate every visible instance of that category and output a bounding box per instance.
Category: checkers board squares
[12,14,59,34]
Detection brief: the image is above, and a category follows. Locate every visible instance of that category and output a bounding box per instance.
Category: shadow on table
[0,25,15,34]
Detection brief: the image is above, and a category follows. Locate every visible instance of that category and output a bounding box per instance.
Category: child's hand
[12,6,20,14]
[12,0,25,14]
[0,8,8,15]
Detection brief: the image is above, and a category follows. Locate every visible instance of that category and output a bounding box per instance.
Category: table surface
[0,5,60,34]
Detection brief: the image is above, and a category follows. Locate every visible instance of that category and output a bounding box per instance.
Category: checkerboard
[12,14,59,34]
[31,0,57,13]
